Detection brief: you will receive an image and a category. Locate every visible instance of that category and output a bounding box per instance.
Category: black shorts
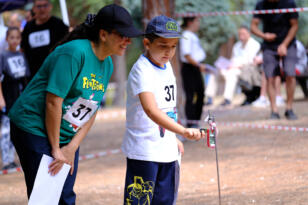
[263,43,297,78]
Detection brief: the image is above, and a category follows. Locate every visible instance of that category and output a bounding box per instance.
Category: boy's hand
[176,138,184,155]
[183,128,205,141]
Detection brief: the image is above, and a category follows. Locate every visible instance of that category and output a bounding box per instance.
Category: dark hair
[239,24,250,31]
[52,13,112,51]
[181,17,197,29]
[6,26,20,38]
[144,33,160,43]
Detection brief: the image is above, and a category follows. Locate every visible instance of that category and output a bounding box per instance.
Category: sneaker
[276,96,285,107]
[270,112,280,119]
[220,99,231,106]
[285,109,297,120]
[252,96,269,108]
[1,162,17,170]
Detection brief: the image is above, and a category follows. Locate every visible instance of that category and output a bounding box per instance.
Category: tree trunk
[142,0,185,123]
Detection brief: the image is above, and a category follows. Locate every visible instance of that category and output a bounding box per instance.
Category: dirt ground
[0,93,308,205]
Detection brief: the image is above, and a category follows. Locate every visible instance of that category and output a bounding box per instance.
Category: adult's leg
[0,115,15,167]
[283,43,297,110]
[59,148,79,205]
[222,68,241,102]
[263,49,280,114]
[195,68,205,121]
[10,122,50,198]
[181,64,195,124]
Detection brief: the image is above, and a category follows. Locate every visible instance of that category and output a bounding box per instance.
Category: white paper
[214,56,231,70]
[28,154,71,205]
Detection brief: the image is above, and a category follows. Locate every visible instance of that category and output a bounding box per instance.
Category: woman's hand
[61,145,76,175]
[48,147,68,176]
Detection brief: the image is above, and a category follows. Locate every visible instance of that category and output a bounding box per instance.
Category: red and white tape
[0,148,121,176]
[219,122,308,132]
[184,119,308,133]
[175,7,308,18]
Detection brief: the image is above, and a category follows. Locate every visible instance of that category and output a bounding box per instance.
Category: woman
[8,4,142,204]
[180,17,206,128]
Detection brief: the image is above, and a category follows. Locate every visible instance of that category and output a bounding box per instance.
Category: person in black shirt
[21,0,68,80]
[251,0,299,120]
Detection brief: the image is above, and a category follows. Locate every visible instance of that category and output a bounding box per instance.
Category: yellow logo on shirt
[82,73,104,91]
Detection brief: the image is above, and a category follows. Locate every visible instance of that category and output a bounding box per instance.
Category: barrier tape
[175,7,308,18]
[0,148,121,176]
[184,119,308,133]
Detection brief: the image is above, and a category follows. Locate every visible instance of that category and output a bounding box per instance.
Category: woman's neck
[90,41,110,61]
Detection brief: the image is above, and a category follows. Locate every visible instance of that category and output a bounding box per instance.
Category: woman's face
[105,30,132,56]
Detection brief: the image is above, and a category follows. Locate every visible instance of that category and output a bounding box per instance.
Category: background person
[0,27,30,170]
[8,4,142,204]
[180,17,206,128]
[21,0,68,80]
[205,26,260,106]
[251,0,299,120]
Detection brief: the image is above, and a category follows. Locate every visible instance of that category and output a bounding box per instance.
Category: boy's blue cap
[145,15,181,38]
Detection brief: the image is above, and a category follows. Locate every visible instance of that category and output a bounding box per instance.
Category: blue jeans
[10,122,79,205]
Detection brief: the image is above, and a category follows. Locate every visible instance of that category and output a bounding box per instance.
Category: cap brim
[154,32,182,39]
[116,26,144,38]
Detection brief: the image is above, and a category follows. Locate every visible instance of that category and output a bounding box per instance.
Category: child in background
[122,15,205,205]
[0,27,30,170]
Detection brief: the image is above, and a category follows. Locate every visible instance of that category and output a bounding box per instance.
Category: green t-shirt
[9,39,113,143]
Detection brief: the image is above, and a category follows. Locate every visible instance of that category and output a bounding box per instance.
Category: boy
[122,15,205,205]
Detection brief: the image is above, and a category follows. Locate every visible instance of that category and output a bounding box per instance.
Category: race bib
[157,82,177,109]
[63,97,98,128]
[29,30,50,48]
[7,56,26,78]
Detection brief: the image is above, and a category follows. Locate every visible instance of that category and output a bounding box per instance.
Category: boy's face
[144,37,179,67]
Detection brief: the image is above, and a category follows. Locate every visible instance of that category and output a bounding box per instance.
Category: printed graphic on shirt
[126,176,154,205]
[29,30,50,48]
[83,73,105,91]
[7,56,26,78]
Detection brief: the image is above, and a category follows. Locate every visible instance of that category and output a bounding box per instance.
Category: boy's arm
[139,92,203,140]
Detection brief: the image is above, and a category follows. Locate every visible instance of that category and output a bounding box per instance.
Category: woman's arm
[139,92,203,140]
[61,111,97,175]
[45,92,67,175]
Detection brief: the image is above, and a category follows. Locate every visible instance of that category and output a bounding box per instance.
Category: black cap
[95,4,143,38]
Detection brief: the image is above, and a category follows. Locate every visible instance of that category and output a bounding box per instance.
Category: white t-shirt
[122,55,178,163]
[230,37,260,68]
[180,30,206,63]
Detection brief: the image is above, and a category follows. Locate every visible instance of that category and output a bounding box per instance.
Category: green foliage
[50,0,113,25]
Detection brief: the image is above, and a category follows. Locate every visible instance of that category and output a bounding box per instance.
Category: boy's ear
[143,38,151,50]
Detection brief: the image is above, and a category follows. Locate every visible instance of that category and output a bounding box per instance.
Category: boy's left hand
[176,138,184,155]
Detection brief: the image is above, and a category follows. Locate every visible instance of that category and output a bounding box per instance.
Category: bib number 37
[63,97,98,128]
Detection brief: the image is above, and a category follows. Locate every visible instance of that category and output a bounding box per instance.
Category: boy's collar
[142,54,166,70]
